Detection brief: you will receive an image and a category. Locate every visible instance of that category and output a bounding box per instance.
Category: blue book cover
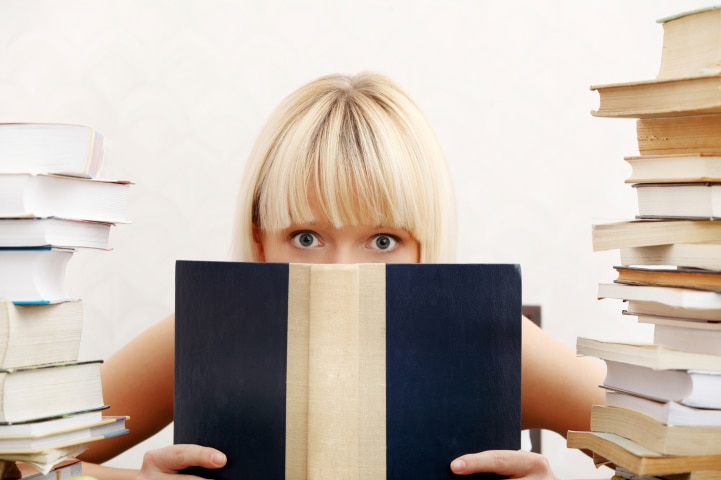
[174,261,521,479]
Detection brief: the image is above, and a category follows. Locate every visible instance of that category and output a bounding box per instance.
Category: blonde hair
[232,72,457,263]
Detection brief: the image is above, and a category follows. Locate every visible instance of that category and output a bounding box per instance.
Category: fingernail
[451,459,466,472]
[211,452,227,466]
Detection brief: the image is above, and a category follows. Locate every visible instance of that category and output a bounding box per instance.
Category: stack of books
[0,123,131,478]
[569,7,721,480]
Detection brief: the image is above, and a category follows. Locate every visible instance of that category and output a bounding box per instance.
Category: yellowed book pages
[286,264,386,479]
[657,7,721,79]
[567,430,721,476]
[591,405,721,455]
[636,116,721,156]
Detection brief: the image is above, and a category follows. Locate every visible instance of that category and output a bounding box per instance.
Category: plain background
[1,1,717,477]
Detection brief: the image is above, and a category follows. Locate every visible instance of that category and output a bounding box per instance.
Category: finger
[142,444,227,474]
[450,450,551,478]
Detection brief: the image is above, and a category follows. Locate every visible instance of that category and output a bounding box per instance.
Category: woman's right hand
[450,449,557,480]
[136,444,226,479]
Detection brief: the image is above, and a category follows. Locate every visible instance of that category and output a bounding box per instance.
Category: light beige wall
[1,0,715,476]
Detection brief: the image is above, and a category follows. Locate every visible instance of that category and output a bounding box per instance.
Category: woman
[80,72,605,479]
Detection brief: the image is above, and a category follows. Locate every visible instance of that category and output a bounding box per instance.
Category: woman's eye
[291,231,320,248]
[370,234,398,251]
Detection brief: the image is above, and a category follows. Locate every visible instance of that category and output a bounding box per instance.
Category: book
[620,242,721,271]
[576,337,721,371]
[653,322,721,356]
[2,458,83,479]
[591,405,721,456]
[567,430,721,476]
[0,444,88,475]
[591,219,721,251]
[615,465,721,480]
[590,73,721,119]
[0,174,130,223]
[0,300,82,368]
[605,390,721,427]
[602,359,721,409]
[625,154,721,184]
[0,248,74,304]
[174,261,522,480]
[598,282,721,311]
[613,266,721,293]
[625,300,721,322]
[0,124,103,178]
[0,411,101,438]
[0,360,105,424]
[656,7,721,80]
[0,416,128,453]
[634,182,721,220]
[635,312,721,330]
[636,116,721,156]
[0,218,111,250]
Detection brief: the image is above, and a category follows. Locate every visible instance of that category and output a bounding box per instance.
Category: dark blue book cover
[174,262,521,479]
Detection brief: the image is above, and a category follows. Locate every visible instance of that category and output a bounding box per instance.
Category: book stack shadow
[0,124,131,479]
[568,7,721,480]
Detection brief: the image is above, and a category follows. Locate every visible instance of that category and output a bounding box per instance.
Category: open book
[174,261,522,479]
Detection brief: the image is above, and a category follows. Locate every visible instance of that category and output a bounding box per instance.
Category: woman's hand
[136,444,226,479]
[450,450,557,480]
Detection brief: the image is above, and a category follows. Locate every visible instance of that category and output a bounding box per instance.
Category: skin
[80,216,606,479]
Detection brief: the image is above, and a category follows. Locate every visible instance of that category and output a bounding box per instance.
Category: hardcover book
[655,7,721,80]
[0,248,74,304]
[605,391,721,427]
[635,116,721,156]
[590,405,721,456]
[0,360,105,424]
[566,430,721,476]
[576,337,721,371]
[0,218,112,250]
[1,458,83,479]
[590,74,721,119]
[619,242,721,271]
[601,359,721,409]
[612,265,721,293]
[0,124,104,178]
[626,300,721,322]
[652,322,721,356]
[598,282,721,311]
[634,182,721,220]
[174,261,522,479]
[0,300,83,368]
[0,173,130,223]
[624,154,721,184]
[591,219,721,251]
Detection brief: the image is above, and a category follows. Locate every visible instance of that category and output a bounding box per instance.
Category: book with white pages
[0,248,74,304]
[0,410,103,437]
[634,182,721,220]
[599,282,721,310]
[624,153,721,184]
[653,322,721,356]
[0,123,104,178]
[630,311,721,329]
[602,359,721,409]
[0,415,128,452]
[577,336,721,371]
[0,218,111,250]
[0,174,130,224]
[625,299,721,321]
[620,242,721,271]
[605,390,721,427]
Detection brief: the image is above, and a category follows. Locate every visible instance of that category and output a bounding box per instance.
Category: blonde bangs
[255,86,429,240]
